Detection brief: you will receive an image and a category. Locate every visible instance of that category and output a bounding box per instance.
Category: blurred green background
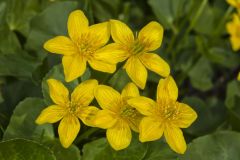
[0,0,240,159]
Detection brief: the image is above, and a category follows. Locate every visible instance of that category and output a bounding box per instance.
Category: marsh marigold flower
[36,79,99,148]
[95,20,170,89]
[226,13,240,51]
[128,76,197,154]
[93,83,143,150]
[44,10,117,82]
[227,0,240,9]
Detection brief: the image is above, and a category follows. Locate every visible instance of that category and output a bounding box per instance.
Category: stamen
[157,100,180,121]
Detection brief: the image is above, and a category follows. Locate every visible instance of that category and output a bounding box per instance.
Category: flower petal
[174,103,197,128]
[35,105,65,124]
[58,115,80,148]
[139,53,170,77]
[47,79,69,106]
[138,21,164,51]
[88,22,110,47]
[44,36,77,56]
[94,110,117,129]
[77,106,100,127]
[94,43,129,64]
[68,10,88,41]
[124,56,147,89]
[88,59,116,73]
[164,125,187,154]
[62,54,87,82]
[125,114,142,132]
[230,36,240,51]
[71,79,98,106]
[107,119,132,150]
[94,85,121,112]
[127,96,155,116]
[157,76,178,102]
[139,117,163,142]
[121,82,139,99]
[110,19,134,45]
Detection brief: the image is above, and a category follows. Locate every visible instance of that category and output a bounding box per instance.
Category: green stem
[75,127,99,144]
[214,6,234,35]
[172,0,207,61]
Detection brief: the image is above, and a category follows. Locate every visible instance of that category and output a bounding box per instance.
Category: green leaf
[0,53,41,79]
[5,0,40,36]
[188,57,213,91]
[182,96,227,136]
[0,139,56,160]
[3,98,54,141]
[25,1,78,60]
[180,131,240,160]
[225,80,240,109]
[207,47,240,69]
[45,139,81,160]
[91,0,121,22]
[148,0,192,31]
[42,64,78,105]
[82,135,148,160]
[142,140,178,160]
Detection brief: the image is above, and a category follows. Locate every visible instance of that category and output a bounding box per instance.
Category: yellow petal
[58,115,80,148]
[139,53,170,77]
[110,19,134,45]
[88,22,110,47]
[88,59,116,73]
[157,76,178,102]
[139,117,163,142]
[124,56,147,89]
[174,103,197,128]
[47,79,69,106]
[164,126,187,154]
[127,96,155,116]
[44,36,77,56]
[71,79,98,106]
[230,36,240,51]
[94,43,129,64]
[68,10,88,41]
[94,110,117,129]
[121,82,139,99]
[107,119,132,150]
[226,22,236,35]
[35,105,65,124]
[94,85,121,112]
[138,21,164,51]
[77,106,100,127]
[238,72,240,81]
[62,54,87,82]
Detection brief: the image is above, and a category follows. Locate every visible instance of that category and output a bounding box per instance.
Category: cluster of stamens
[128,40,145,55]
[157,100,180,121]
[67,101,79,115]
[75,33,96,60]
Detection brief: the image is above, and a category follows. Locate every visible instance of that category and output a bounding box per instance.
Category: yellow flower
[226,13,240,51]
[128,76,197,154]
[93,83,143,150]
[36,79,99,148]
[238,72,240,80]
[227,0,240,9]
[44,10,116,82]
[95,20,170,89]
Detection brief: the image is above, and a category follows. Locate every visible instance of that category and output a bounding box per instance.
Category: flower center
[120,103,138,118]
[157,100,180,121]
[128,40,145,55]
[67,101,80,115]
[75,34,96,60]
